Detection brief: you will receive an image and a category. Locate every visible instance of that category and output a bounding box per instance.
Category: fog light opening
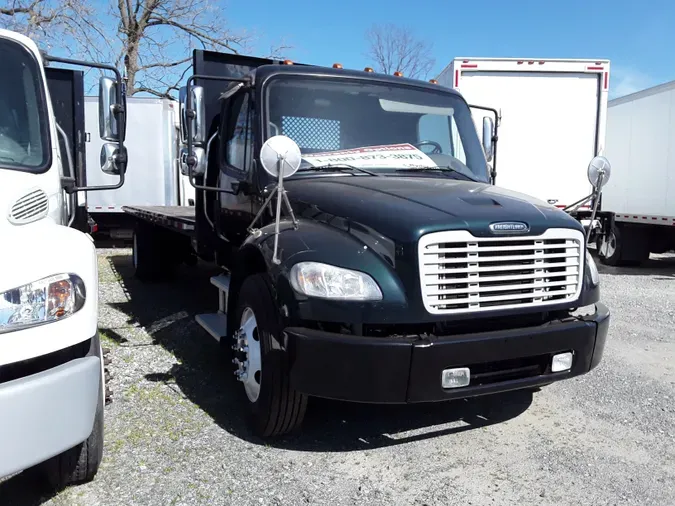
[551,352,574,373]
[441,367,470,389]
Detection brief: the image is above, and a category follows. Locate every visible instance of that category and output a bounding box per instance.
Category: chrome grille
[418,228,585,315]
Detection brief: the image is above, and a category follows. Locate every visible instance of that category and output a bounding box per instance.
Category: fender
[0,222,98,365]
[232,218,409,326]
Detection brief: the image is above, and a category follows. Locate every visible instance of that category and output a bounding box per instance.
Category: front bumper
[0,335,101,479]
[285,303,610,403]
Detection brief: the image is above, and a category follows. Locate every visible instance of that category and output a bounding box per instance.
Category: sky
[222,0,675,100]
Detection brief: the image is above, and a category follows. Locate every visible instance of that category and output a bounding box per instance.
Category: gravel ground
[2,248,674,506]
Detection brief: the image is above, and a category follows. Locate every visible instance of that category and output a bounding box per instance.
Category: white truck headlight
[290,262,383,301]
[586,250,599,286]
[0,274,86,333]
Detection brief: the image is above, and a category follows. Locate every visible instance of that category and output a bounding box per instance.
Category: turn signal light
[332,63,343,69]
[393,71,403,77]
[364,67,374,72]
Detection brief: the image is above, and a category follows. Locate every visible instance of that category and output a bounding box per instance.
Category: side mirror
[98,76,125,142]
[178,146,206,176]
[100,142,126,176]
[587,155,611,189]
[482,116,494,162]
[179,85,206,145]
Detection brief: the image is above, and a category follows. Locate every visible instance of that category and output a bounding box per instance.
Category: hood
[285,174,583,244]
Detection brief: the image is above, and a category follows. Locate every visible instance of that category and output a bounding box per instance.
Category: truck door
[215,88,255,244]
[45,67,89,232]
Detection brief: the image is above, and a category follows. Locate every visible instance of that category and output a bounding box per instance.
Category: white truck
[0,29,127,489]
[84,96,194,240]
[596,79,675,265]
[437,57,611,227]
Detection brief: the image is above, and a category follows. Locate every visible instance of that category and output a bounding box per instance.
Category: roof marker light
[282,59,294,65]
[364,67,374,72]
[332,63,343,69]
[393,71,403,77]
[429,79,438,84]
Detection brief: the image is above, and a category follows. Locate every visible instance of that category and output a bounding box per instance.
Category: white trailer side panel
[602,80,675,222]
[438,58,609,209]
[84,97,181,213]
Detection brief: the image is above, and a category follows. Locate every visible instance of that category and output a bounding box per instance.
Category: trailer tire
[598,223,623,266]
[598,223,649,266]
[42,370,104,490]
[235,273,308,437]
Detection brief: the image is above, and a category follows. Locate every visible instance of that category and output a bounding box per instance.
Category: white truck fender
[0,223,98,365]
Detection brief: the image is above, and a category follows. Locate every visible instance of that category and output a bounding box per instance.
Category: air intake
[8,189,49,225]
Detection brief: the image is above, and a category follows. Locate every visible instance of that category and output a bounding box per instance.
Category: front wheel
[41,362,104,490]
[233,274,308,437]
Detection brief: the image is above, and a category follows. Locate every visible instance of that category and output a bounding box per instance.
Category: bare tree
[0,0,291,97]
[365,23,435,80]
[0,0,100,51]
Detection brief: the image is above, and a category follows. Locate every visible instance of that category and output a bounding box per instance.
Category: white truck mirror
[587,155,611,189]
[99,76,125,142]
[482,116,494,162]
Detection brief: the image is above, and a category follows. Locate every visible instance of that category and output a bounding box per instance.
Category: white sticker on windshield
[301,143,436,169]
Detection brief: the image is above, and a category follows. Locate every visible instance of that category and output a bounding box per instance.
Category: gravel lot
[2,248,674,506]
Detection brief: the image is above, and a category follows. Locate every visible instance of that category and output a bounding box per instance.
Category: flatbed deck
[122,205,196,235]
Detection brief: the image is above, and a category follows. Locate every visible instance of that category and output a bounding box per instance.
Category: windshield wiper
[297,164,380,176]
[395,166,478,182]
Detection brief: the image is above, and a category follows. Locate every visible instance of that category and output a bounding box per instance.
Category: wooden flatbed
[122,205,196,236]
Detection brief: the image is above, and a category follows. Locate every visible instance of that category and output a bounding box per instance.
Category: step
[210,274,231,294]
[195,312,228,342]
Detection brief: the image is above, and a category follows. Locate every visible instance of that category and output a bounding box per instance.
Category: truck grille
[418,228,585,315]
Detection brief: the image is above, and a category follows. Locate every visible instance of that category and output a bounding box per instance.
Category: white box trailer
[597,80,675,265]
[84,96,194,238]
[437,58,610,215]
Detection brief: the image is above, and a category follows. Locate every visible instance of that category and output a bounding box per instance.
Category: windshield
[265,76,489,181]
[0,38,50,173]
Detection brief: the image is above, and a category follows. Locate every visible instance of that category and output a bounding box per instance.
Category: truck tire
[234,273,308,437]
[597,223,622,266]
[42,371,104,490]
[598,223,649,266]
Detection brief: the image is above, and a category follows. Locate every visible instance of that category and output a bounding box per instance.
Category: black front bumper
[284,303,610,403]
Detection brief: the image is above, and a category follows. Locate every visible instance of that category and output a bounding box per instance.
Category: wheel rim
[132,233,138,269]
[600,230,617,258]
[233,307,262,403]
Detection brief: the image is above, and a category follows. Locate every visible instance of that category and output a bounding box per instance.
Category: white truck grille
[418,228,585,315]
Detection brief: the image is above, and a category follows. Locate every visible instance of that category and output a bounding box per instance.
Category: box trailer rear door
[439,59,609,208]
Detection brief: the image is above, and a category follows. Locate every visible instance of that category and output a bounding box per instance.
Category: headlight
[586,250,599,286]
[290,262,383,301]
[0,274,86,334]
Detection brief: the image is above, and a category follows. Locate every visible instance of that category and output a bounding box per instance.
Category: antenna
[247,135,301,264]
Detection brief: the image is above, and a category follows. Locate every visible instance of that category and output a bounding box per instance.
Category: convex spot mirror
[587,155,611,189]
[100,143,126,176]
[259,135,302,178]
[179,85,206,145]
[99,76,126,142]
[179,146,206,177]
[482,116,494,162]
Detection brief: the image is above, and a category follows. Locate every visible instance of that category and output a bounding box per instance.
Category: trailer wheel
[42,363,104,490]
[598,224,622,266]
[234,273,308,437]
[598,223,649,266]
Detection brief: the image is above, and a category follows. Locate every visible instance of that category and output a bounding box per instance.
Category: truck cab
[126,50,610,438]
[0,29,126,488]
